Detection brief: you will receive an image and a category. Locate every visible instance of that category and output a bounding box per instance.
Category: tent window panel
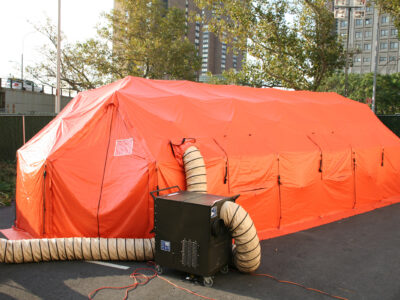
[114,138,134,156]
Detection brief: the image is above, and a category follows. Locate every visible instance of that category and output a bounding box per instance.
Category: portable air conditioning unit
[151,187,238,287]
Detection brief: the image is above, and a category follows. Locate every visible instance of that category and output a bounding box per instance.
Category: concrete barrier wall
[4,89,71,114]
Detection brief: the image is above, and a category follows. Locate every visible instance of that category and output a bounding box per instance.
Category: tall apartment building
[115,0,244,81]
[335,1,400,74]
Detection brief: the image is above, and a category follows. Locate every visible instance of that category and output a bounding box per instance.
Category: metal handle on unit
[150,186,181,201]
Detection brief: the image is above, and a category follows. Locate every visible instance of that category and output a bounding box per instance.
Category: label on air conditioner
[161,240,171,252]
[211,206,217,218]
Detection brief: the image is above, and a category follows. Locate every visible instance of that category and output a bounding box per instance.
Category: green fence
[0,115,54,161]
[378,115,400,138]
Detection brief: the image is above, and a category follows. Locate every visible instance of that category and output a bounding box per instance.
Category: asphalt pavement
[1,201,400,300]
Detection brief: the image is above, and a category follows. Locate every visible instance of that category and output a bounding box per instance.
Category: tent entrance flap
[97,108,152,238]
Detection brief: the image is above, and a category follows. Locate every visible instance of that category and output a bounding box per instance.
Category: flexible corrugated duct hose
[1,146,260,273]
[0,237,154,263]
[183,146,261,272]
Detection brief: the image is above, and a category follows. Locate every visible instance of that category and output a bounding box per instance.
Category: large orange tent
[4,76,400,240]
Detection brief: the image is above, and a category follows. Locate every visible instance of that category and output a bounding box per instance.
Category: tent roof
[19,76,399,167]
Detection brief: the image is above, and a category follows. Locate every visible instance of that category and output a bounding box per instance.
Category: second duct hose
[183,146,261,272]
[0,237,154,263]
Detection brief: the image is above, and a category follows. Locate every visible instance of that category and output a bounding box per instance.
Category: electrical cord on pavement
[88,262,216,300]
[252,273,348,300]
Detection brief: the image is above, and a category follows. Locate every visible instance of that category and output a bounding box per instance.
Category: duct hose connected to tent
[183,146,261,273]
[183,146,208,193]
[0,237,154,263]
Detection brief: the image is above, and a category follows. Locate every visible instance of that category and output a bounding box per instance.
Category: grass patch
[0,161,16,206]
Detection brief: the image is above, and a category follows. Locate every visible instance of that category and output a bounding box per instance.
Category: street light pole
[345,7,352,97]
[371,6,380,114]
[21,53,23,81]
[21,31,35,81]
[334,0,366,97]
[55,0,61,114]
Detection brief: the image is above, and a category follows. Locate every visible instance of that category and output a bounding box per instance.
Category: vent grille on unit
[181,239,199,268]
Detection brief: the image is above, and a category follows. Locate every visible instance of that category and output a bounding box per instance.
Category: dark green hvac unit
[151,187,238,286]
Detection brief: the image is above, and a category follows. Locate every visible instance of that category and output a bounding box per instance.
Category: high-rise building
[335,1,400,74]
[115,0,244,81]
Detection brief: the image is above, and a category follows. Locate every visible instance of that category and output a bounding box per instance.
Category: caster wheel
[155,264,163,275]
[220,265,229,274]
[203,276,213,287]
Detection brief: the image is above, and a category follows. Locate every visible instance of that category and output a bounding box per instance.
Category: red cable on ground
[88,267,156,300]
[252,273,348,300]
[88,263,216,300]
[157,274,216,300]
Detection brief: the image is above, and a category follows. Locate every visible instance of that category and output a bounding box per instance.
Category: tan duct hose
[220,201,261,272]
[0,237,154,264]
[183,146,208,193]
[182,146,261,273]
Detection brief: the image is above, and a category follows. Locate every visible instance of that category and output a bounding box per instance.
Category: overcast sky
[0,0,114,79]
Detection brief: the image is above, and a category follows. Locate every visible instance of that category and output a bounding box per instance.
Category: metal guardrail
[0,113,57,116]
[0,77,78,98]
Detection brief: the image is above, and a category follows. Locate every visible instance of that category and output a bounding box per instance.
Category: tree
[27,0,201,91]
[318,72,400,114]
[375,0,400,37]
[103,0,201,80]
[194,0,345,90]
[204,69,267,87]
[26,18,108,91]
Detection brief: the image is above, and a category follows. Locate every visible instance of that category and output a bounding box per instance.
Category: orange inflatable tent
[8,76,400,240]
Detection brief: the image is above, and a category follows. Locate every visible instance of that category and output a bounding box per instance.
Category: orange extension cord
[88,262,348,300]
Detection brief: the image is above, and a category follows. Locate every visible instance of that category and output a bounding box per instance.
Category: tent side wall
[15,116,66,238]
[15,157,45,237]
[156,139,400,240]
